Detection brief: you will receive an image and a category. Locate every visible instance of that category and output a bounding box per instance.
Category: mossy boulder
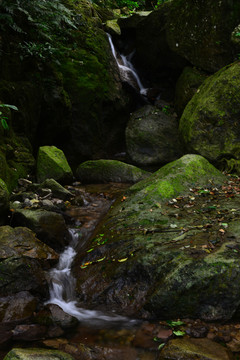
[179,61,240,164]
[72,155,240,322]
[4,348,74,360]
[36,146,73,184]
[175,66,208,116]
[38,179,73,201]
[125,105,183,166]
[76,159,150,184]
[166,0,240,72]
[0,226,58,297]
[160,338,232,360]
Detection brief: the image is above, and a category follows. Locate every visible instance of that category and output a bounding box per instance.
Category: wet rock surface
[126,105,182,165]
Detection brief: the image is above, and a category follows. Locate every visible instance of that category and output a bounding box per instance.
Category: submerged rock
[72,155,240,322]
[179,61,240,164]
[3,348,74,360]
[125,105,182,166]
[36,146,73,184]
[160,338,232,360]
[76,159,150,184]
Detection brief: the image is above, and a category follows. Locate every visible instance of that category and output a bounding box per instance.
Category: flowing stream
[107,33,148,95]
[46,185,136,326]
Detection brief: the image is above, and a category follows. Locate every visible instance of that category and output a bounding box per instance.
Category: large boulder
[0,226,58,297]
[166,0,240,72]
[76,159,150,183]
[72,155,240,322]
[179,61,240,164]
[11,208,68,251]
[3,348,74,360]
[125,105,182,166]
[36,146,73,184]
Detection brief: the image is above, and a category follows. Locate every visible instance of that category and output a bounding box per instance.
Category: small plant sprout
[0,104,18,130]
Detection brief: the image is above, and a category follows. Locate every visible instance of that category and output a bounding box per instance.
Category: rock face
[174,66,207,116]
[0,291,37,323]
[0,179,9,225]
[11,208,68,251]
[36,146,73,184]
[179,61,240,164]
[72,155,240,321]
[166,0,240,72]
[38,179,73,201]
[134,5,187,84]
[0,133,35,191]
[0,0,131,165]
[76,159,150,183]
[3,348,74,360]
[0,226,58,297]
[125,105,182,166]
[160,338,232,360]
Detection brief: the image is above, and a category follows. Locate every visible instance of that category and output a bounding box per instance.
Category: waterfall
[46,228,132,325]
[107,33,147,96]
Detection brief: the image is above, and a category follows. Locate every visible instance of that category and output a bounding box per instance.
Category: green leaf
[173,330,185,336]
[166,320,185,327]
[158,343,165,350]
[0,104,18,111]
[1,119,9,130]
[87,248,94,253]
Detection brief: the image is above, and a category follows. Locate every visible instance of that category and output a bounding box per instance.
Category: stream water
[107,33,148,96]
[46,183,137,326]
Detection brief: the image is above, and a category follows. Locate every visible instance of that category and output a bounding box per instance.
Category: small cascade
[46,228,132,325]
[107,33,147,95]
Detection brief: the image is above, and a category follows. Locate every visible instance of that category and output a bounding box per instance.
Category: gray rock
[126,105,182,165]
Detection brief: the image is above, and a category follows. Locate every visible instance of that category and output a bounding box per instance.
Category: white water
[107,33,147,95]
[46,228,132,325]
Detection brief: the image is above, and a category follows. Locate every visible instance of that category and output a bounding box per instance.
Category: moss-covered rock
[105,19,121,36]
[73,155,240,322]
[179,61,240,164]
[36,146,73,184]
[175,66,208,116]
[76,159,150,183]
[166,0,240,72]
[3,348,74,360]
[125,105,183,165]
[160,338,232,360]
[38,179,73,201]
[0,0,131,166]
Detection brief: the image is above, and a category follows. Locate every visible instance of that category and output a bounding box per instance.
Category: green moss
[76,159,150,183]
[36,146,73,184]
[179,61,240,162]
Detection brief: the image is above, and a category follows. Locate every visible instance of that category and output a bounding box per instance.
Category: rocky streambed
[1,154,240,359]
